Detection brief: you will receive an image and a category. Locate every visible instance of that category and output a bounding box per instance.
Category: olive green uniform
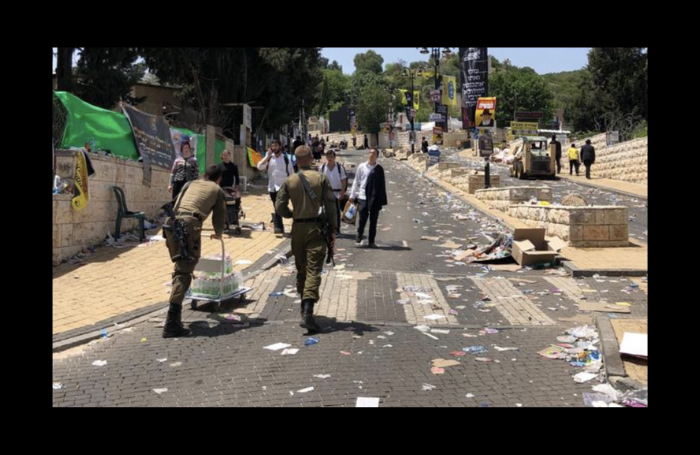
[275,166,337,302]
[167,180,226,307]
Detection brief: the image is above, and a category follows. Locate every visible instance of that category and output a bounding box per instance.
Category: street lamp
[420,47,452,132]
[402,66,423,154]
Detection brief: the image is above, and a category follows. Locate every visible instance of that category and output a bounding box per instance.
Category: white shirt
[257,153,295,192]
[320,162,347,198]
[350,162,377,201]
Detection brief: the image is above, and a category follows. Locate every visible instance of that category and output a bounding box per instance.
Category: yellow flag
[399,89,408,105]
[413,90,420,110]
[71,151,89,211]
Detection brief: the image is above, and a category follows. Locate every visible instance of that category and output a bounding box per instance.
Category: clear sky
[321,47,591,75]
[53,48,591,75]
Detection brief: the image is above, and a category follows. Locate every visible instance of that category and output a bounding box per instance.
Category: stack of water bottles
[191,254,243,298]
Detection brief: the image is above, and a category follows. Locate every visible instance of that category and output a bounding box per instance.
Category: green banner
[54,91,138,160]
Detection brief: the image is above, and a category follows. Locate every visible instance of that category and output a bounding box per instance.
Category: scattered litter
[141,338,148,342]
[281,348,299,356]
[269,292,284,297]
[619,332,647,358]
[450,351,466,357]
[539,345,567,359]
[424,314,447,321]
[465,393,475,398]
[152,388,168,395]
[475,357,494,362]
[432,358,461,368]
[462,333,478,338]
[422,384,437,391]
[423,332,440,340]
[431,367,445,375]
[462,346,488,355]
[356,397,380,407]
[53,382,65,390]
[431,329,450,334]
[313,374,331,379]
[235,260,253,265]
[297,387,314,393]
[156,358,168,363]
[305,338,320,346]
[573,372,597,383]
[339,351,351,356]
[169,362,182,367]
[264,343,292,351]
[396,299,410,305]
[493,346,519,352]
[92,360,107,367]
[579,301,630,313]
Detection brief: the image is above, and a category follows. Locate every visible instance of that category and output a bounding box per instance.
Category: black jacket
[580,144,596,163]
[366,164,388,211]
[552,140,562,159]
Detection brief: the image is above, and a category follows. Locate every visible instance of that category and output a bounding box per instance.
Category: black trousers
[269,191,284,231]
[583,160,593,179]
[357,199,380,244]
[569,160,580,175]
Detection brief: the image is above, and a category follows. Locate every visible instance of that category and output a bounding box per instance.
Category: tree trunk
[56,47,75,92]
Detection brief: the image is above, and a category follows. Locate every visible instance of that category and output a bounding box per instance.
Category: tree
[140,47,324,135]
[56,47,75,92]
[357,85,391,135]
[74,47,146,109]
[489,66,554,128]
[587,47,647,120]
[566,48,647,133]
[319,68,351,114]
[353,50,384,74]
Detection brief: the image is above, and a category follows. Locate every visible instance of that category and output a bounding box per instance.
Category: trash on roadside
[153,388,168,395]
[356,397,380,407]
[264,342,292,351]
[305,338,320,346]
[462,346,488,355]
[92,360,107,366]
[431,367,445,375]
[281,348,299,355]
[313,374,331,379]
[53,382,65,390]
[422,383,437,391]
[297,387,314,393]
[573,372,597,383]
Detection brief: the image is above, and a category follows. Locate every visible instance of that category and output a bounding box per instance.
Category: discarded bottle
[305,337,319,346]
[346,204,357,220]
[100,329,108,339]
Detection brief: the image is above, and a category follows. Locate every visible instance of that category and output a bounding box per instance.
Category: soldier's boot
[300,299,321,334]
[162,303,191,338]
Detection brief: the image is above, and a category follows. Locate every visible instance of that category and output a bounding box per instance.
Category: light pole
[402,66,422,154]
[420,47,452,132]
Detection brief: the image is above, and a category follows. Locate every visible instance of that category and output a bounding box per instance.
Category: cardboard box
[511,228,559,266]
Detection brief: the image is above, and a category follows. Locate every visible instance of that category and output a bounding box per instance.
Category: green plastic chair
[111,186,145,242]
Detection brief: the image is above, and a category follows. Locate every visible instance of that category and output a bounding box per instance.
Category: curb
[52,237,293,353]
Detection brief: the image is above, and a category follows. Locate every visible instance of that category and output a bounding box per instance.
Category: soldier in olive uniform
[275,145,337,334]
[164,165,226,338]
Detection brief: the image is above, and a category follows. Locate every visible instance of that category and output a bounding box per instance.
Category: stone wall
[53,150,171,265]
[508,205,629,247]
[475,187,552,212]
[450,174,501,194]
[572,133,647,185]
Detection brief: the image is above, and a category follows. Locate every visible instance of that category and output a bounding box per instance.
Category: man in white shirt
[257,139,295,234]
[349,147,388,248]
[319,149,347,234]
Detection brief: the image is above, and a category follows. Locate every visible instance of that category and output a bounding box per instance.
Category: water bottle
[100,328,108,339]
[346,204,356,219]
